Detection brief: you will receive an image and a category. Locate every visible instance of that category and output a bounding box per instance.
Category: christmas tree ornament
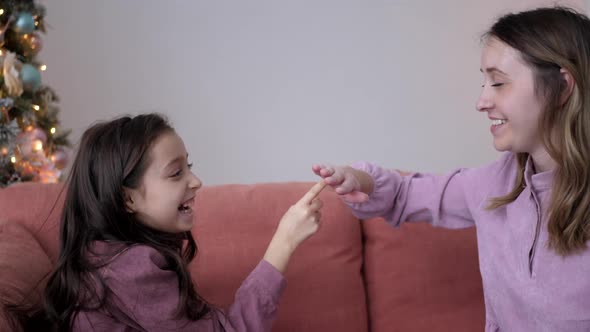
[50,148,69,170]
[16,128,46,157]
[21,33,43,57]
[3,52,23,96]
[13,13,36,34]
[15,131,34,156]
[28,127,48,143]
[20,63,41,92]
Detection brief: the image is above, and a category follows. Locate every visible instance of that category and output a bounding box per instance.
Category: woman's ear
[560,67,575,105]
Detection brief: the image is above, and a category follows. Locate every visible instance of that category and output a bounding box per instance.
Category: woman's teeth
[492,119,507,126]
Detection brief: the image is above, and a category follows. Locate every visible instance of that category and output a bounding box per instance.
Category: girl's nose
[190,173,202,190]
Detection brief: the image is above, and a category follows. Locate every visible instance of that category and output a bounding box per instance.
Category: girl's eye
[171,163,193,178]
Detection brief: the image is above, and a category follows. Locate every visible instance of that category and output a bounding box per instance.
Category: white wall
[40,0,585,185]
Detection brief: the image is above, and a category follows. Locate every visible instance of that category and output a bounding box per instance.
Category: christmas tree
[0,0,70,187]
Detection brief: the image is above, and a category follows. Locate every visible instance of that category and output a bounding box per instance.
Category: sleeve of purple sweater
[347,153,513,229]
[77,245,286,332]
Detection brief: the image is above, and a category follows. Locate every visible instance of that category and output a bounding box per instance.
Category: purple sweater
[350,152,590,331]
[73,243,286,331]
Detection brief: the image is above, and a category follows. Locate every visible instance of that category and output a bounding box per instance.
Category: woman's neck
[530,149,556,173]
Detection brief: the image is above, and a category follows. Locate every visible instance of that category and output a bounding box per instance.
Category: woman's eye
[491,83,504,87]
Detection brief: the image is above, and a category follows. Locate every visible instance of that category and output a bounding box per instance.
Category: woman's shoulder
[457,152,520,203]
[462,152,518,182]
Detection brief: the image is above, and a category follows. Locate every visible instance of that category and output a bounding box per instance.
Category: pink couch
[0,182,485,331]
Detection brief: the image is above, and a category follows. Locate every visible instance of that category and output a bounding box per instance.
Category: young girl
[313,7,590,331]
[43,113,326,331]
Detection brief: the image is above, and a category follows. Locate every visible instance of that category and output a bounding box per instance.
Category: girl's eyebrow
[164,154,189,169]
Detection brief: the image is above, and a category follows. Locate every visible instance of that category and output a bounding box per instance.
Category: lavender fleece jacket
[73,243,286,332]
[350,152,590,331]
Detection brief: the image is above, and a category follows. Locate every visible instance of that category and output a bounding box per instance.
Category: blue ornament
[20,64,41,92]
[13,13,36,34]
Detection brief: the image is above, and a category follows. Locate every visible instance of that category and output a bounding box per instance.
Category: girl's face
[125,131,201,233]
[476,37,547,159]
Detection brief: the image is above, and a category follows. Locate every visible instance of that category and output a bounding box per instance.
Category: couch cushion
[0,221,53,331]
[192,182,368,332]
[363,219,485,332]
[0,183,65,263]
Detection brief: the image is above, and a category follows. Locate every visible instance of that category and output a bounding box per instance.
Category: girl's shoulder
[90,241,169,274]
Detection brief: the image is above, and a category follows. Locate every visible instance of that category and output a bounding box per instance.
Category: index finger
[298,180,328,205]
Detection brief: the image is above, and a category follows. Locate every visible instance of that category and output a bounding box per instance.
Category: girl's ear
[560,67,575,105]
[123,188,136,213]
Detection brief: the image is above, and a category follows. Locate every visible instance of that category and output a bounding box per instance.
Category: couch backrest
[192,182,368,332]
[362,219,485,332]
[0,222,53,332]
[0,183,64,263]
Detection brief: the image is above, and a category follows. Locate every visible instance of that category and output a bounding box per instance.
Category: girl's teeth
[492,119,506,125]
[178,198,194,212]
[178,204,192,214]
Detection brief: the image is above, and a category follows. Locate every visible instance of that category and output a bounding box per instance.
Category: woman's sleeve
[346,154,512,229]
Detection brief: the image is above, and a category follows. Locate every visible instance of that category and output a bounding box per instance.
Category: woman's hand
[312,164,373,203]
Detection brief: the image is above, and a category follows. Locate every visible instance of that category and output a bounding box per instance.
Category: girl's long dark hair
[43,114,209,331]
